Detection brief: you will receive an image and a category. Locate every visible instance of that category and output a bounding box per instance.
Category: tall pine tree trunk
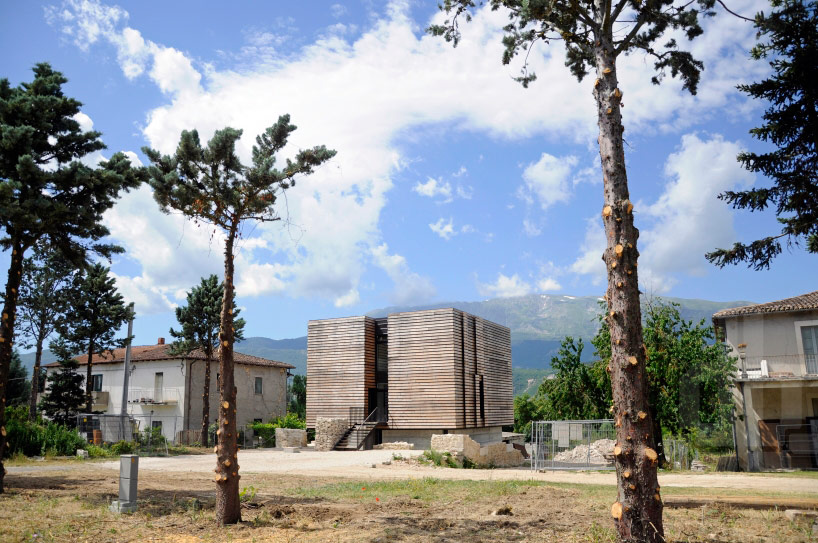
[85,340,95,414]
[215,225,240,524]
[593,27,664,542]
[28,330,46,421]
[201,353,211,448]
[0,239,26,493]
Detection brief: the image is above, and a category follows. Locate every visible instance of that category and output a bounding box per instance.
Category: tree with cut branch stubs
[143,115,336,525]
[429,0,730,540]
[0,63,143,493]
[170,274,246,448]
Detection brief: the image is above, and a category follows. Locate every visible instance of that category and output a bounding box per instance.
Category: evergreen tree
[0,63,142,491]
[170,275,246,448]
[429,1,726,537]
[288,374,307,419]
[7,351,30,407]
[144,115,336,524]
[38,356,85,427]
[54,263,133,414]
[17,242,74,420]
[707,0,818,269]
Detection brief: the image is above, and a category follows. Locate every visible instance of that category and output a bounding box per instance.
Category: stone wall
[314,417,349,451]
[430,433,524,467]
[373,441,415,450]
[275,428,308,448]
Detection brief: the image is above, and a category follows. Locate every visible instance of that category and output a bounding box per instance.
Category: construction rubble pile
[553,438,616,465]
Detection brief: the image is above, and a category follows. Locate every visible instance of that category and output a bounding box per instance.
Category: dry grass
[1,469,815,542]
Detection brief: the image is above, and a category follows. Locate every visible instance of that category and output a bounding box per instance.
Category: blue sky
[2,0,814,345]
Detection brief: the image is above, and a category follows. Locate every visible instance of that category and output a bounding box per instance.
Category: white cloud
[331,3,348,18]
[520,153,579,210]
[536,277,562,292]
[429,217,456,240]
[523,219,542,237]
[371,243,435,305]
[570,217,607,285]
[52,0,768,308]
[47,0,201,98]
[638,133,754,291]
[414,177,452,200]
[110,271,175,315]
[73,111,94,132]
[569,133,754,292]
[477,273,532,298]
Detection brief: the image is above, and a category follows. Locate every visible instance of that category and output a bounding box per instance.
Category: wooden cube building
[306,308,513,449]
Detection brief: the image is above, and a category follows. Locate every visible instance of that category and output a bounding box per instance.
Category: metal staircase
[333,407,380,451]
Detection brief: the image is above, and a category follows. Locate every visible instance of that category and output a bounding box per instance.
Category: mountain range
[18,293,751,394]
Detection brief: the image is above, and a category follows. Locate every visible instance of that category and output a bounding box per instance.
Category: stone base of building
[381,426,503,450]
[431,433,524,468]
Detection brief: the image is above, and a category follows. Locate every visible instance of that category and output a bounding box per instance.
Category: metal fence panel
[531,419,617,470]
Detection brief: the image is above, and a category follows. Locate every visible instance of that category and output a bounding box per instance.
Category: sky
[1,0,815,346]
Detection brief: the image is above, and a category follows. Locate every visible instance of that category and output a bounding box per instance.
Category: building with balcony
[305,308,513,450]
[43,338,294,443]
[713,290,818,471]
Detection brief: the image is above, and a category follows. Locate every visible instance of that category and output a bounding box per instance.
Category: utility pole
[119,303,134,440]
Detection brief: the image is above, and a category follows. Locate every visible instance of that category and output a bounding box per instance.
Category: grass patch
[290,477,551,504]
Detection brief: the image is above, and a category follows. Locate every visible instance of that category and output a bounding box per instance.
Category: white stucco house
[43,338,294,443]
[713,290,818,471]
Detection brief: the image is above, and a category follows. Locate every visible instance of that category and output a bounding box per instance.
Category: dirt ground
[2,452,817,542]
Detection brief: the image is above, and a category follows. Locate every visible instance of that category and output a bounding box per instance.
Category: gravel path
[8,448,813,494]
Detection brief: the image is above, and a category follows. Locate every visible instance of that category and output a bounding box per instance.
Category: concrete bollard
[109,454,139,513]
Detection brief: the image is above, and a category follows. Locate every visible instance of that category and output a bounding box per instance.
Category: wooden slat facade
[305,308,512,430]
[305,316,375,428]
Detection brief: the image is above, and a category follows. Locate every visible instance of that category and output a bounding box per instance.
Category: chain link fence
[531,420,617,470]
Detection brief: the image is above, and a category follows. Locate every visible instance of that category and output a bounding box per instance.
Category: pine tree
[17,242,74,420]
[38,355,85,427]
[0,63,143,492]
[54,263,133,414]
[144,115,336,524]
[170,275,246,448]
[429,1,724,539]
[7,351,30,407]
[288,374,307,419]
[707,0,818,269]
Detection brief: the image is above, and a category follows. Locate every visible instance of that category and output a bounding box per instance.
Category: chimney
[157,337,165,345]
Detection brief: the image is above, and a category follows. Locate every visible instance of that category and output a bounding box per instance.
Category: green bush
[85,444,112,458]
[137,426,166,447]
[249,413,307,447]
[110,441,136,455]
[4,406,85,458]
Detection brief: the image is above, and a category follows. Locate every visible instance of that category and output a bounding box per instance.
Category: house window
[801,325,818,374]
[254,377,263,395]
[91,374,103,392]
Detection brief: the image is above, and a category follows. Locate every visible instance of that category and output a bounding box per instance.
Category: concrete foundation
[382,426,503,450]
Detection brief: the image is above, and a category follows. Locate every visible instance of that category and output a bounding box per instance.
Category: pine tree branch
[716,0,755,22]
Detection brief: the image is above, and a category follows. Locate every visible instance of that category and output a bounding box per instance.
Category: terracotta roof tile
[713,290,818,319]
[45,343,294,369]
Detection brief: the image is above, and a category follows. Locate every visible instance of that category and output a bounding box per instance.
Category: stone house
[43,338,293,442]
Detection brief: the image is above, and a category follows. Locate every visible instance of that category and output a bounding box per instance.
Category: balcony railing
[128,387,181,405]
[738,354,818,379]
